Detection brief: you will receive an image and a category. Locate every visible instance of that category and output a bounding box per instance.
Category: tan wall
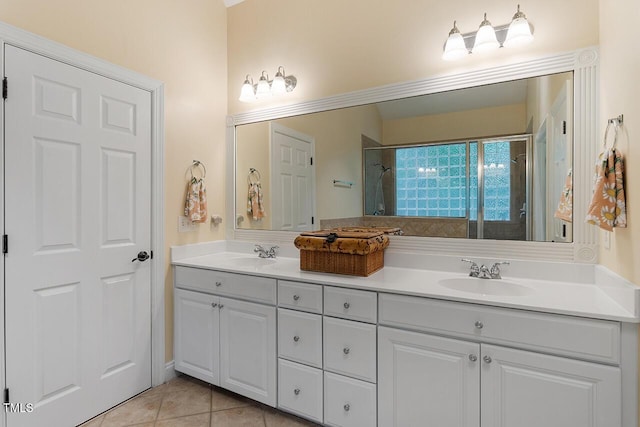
[0,0,228,363]
[227,0,599,115]
[599,0,639,284]
[236,122,272,229]
[382,104,527,145]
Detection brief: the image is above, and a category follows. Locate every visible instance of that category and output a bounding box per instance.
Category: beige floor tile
[211,388,252,412]
[78,413,104,427]
[156,412,211,427]
[263,408,319,427]
[101,393,163,427]
[209,406,265,427]
[157,381,212,420]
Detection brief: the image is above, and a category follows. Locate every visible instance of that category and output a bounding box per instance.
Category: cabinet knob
[475,321,484,329]
[218,304,224,309]
[468,354,477,362]
[293,294,300,301]
[344,404,350,412]
[343,347,350,355]
[215,281,222,287]
[211,302,218,308]
[294,388,301,395]
[343,302,350,309]
[483,355,492,364]
[293,335,300,342]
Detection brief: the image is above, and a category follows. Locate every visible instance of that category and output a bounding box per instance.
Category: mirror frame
[226,47,599,263]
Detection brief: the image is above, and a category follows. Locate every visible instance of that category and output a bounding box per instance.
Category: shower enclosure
[363,135,532,240]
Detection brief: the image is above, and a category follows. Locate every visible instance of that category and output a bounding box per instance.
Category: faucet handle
[489,261,510,279]
[461,258,480,276]
[254,244,264,252]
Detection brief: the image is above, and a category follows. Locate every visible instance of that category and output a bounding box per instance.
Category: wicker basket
[294,230,389,277]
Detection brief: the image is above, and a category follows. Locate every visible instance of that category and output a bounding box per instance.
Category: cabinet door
[481,344,621,427]
[378,326,480,427]
[219,297,277,406]
[174,288,219,385]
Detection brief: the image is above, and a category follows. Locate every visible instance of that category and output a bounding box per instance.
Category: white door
[4,45,152,427]
[270,123,315,231]
[481,344,621,427]
[378,326,480,427]
[219,297,276,406]
[174,289,219,385]
[548,80,573,242]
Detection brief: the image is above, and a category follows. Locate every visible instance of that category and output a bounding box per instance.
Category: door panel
[4,45,152,427]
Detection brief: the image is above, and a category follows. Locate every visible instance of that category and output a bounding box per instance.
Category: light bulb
[504,5,534,47]
[238,75,255,102]
[271,66,287,95]
[442,21,469,60]
[256,71,271,99]
[472,13,499,53]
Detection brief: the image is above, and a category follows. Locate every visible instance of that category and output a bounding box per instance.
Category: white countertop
[171,241,640,323]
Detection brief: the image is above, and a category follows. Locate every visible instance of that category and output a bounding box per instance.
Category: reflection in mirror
[235,72,573,242]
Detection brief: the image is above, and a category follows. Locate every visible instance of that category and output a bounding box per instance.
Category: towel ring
[189,160,206,181]
[248,168,261,184]
[603,120,619,150]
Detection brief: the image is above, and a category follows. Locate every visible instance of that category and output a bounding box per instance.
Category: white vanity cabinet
[378,293,622,427]
[173,267,277,407]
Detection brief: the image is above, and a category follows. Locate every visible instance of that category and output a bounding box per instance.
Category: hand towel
[585,149,626,231]
[554,168,573,222]
[247,181,266,220]
[184,178,208,223]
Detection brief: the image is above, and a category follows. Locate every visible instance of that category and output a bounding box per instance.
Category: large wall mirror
[227,48,599,262]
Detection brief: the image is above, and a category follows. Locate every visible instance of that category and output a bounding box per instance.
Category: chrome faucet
[462,259,509,279]
[254,244,279,258]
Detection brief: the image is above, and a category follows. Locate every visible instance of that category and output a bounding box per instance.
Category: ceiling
[376,78,530,120]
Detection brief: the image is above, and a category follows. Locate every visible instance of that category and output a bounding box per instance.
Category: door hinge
[310,157,313,166]
[2,77,7,99]
[2,235,7,254]
[4,388,9,404]
[562,120,567,135]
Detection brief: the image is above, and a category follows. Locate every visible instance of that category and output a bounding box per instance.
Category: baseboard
[164,360,177,382]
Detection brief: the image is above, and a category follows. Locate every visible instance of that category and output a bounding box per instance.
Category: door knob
[131,251,150,262]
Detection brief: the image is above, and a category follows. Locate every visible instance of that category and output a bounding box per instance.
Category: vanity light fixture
[238,66,297,102]
[442,5,534,60]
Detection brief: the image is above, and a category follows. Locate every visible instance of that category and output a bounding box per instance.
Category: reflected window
[395,141,511,220]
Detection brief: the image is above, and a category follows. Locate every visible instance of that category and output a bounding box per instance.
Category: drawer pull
[483,355,492,364]
[468,354,477,362]
[293,335,300,342]
[219,304,224,309]
[343,347,350,355]
[215,281,222,287]
[343,302,350,309]
[475,321,484,329]
[293,294,300,301]
[211,302,218,308]
[344,404,350,412]
[294,388,301,395]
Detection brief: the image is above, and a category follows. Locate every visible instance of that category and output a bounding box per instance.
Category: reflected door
[4,45,152,427]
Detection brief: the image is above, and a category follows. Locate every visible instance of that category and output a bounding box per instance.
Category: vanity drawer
[278,308,322,368]
[379,293,621,364]
[324,371,376,427]
[324,286,377,323]
[278,280,322,313]
[278,359,323,423]
[323,317,377,382]
[174,266,276,305]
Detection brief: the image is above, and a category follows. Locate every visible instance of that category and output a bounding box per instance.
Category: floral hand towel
[554,168,573,222]
[248,181,265,220]
[585,149,626,231]
[184,179,208,223]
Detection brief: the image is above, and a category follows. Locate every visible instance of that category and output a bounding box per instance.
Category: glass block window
[395,140,511,221]
[396,143,467,217]
[482,141,511,221]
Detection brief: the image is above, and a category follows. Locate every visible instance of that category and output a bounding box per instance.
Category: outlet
[178,216,198,233]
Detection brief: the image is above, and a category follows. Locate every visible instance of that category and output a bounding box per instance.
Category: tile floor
[79,375,318,427]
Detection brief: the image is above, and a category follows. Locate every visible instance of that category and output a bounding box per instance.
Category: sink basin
[438,277,534,297]
[225,257,277,268]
